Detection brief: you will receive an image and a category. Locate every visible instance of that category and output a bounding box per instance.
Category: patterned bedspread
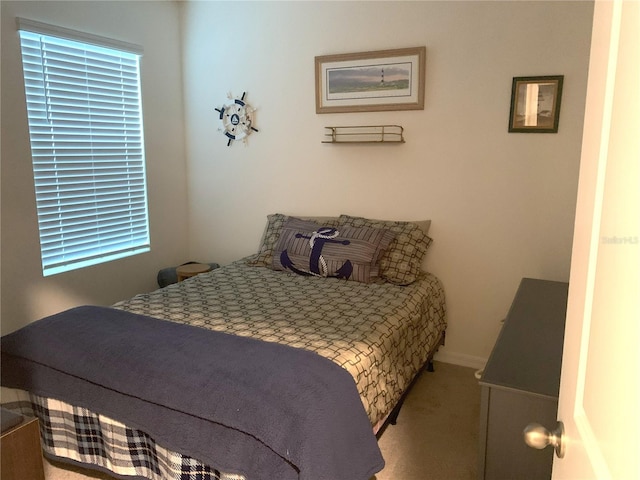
[2,260,446,480]
[114,260,447,428]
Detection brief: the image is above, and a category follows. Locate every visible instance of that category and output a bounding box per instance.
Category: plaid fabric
[2,391,245,480]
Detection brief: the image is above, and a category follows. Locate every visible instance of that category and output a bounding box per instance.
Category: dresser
[478,278,569,480]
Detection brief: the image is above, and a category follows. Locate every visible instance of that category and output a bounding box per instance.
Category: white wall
[181,1,594,366]
[1,1,189,333]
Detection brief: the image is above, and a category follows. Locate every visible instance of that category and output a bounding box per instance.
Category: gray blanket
[1,306,384,480]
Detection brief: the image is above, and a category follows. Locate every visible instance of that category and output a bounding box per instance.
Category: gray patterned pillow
[338,215,433,285]
[272,217,396,283]
[247,214,340,267]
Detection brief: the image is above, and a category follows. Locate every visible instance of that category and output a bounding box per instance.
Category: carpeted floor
[374,362,481,480]
[44,362,481,480]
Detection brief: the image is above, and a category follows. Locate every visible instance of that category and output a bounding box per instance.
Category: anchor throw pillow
[272,217,395,283]
[247,213,340,267]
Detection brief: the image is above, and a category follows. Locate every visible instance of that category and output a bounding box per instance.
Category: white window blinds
[18,22,150,276]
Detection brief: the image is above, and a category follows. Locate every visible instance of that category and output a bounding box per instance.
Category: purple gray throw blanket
[1,306,384,480]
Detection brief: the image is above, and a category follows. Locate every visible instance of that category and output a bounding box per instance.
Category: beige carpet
[374,362,480,480]
[44,362,481,480]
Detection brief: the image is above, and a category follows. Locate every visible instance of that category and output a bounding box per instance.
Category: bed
[1,214,447,480]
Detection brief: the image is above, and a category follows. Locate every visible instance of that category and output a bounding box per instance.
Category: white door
[552,0,640,479]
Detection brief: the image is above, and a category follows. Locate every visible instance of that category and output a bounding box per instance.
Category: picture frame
[508,75,564,133]
[315,47,426,114]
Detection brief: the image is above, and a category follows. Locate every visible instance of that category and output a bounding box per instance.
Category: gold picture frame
[315,47,426,114]
[508,75,564,133]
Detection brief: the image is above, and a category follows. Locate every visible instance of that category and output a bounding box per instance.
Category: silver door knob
[523,421,565,458]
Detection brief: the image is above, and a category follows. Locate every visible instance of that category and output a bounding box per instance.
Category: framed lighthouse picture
[315,47,426,114]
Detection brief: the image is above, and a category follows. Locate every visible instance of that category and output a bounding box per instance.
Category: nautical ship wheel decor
[215,92,259,146]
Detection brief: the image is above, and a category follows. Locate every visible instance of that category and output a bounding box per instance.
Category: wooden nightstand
[176,263,212,281]
[1,409,45,480]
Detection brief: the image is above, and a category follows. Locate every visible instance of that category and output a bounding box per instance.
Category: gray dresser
[478,278,569,480]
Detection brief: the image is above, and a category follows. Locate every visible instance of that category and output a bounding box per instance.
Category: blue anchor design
[281,227,353,279]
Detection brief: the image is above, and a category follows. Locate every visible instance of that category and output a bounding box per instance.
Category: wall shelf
[322,125,405,144]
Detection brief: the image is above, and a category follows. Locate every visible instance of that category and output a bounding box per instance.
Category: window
[17,19,150,276]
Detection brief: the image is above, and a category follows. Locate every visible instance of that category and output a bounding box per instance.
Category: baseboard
[433,350,487,370]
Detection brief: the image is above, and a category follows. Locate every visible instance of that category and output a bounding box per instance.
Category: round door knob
[523,421,565,458]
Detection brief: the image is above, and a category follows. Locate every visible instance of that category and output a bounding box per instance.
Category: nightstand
[176,262,212,281]
[1,409,45,480]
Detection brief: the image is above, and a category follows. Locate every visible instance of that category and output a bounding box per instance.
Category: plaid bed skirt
[2,389,245,480]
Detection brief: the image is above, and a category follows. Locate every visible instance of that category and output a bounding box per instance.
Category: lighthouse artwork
[315,47,425,113]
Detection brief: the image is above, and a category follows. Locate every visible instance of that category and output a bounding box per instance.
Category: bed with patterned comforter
[115,260,446,429]
[1,214,447,480]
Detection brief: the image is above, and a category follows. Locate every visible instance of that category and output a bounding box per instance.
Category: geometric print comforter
[114,259,447,429]
[2,259,446,480]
